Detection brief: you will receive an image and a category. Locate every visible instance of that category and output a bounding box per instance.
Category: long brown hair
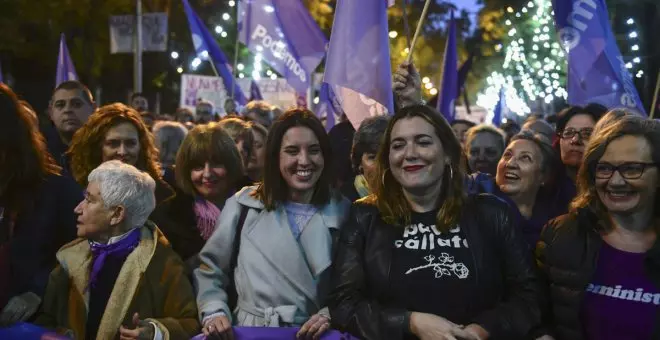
[68,103,161,186]
[0,84,61,213]
[368,105,466,232]
[571,114,660,231]
[253,108,334,211]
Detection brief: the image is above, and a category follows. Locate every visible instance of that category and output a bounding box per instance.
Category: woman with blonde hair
[328,105,540,340]
[536,114,660,340]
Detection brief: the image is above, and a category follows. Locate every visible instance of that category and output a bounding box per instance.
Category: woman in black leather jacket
[328,105,541,340]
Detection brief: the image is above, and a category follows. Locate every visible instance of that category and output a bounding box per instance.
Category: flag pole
[231,14,241,101]
[650,69,660,119]
[134,0,143,93]
[405,0,432,64]
[208,58,220,78]
[400,0,412,48]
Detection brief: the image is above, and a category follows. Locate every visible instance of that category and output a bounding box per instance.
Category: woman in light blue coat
[194,109,350,340]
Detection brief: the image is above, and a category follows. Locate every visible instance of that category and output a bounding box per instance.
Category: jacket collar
[56,221,162,339]
[236,186,350,304]
[235,185,347,229]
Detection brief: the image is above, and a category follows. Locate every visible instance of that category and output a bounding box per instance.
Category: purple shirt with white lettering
[582,242,659,340]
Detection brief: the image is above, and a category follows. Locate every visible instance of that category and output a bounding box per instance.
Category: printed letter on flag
[238,0,327,95]
[552,0,645,114]
[324,0,394,129]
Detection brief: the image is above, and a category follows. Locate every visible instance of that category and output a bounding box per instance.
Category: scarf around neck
[87,228,141,291]
[193,197,221,241]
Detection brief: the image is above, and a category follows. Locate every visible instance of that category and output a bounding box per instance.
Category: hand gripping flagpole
[405,0,432,64]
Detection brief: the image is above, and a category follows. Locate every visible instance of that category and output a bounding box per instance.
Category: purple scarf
[87,228,141,291]
[193,197,222,241]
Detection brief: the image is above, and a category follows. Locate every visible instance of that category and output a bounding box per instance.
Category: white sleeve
[193,194,243,323]
[202,311,227,326]
[150,322,163,340]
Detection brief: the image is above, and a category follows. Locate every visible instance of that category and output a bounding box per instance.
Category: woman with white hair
[35,161,199,340]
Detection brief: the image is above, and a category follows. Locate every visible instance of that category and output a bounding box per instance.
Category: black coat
[535,210,660,340]
[1,174,82,307]
[150,191,203,262]
[328,194,541,340]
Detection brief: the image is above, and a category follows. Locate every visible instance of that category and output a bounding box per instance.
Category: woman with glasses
[536,114,660,340]
[552,104,607,215]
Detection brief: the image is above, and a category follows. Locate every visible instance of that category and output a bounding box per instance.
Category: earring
[447,165,453,181]
[382,168,389,186]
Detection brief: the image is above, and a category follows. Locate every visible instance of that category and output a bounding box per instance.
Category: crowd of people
[0,62,658,340]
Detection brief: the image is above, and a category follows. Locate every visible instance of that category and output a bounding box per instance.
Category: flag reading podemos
[324,0,394,129]
[552,0,645,114]
[56,34,78,87]
[238,0,327,95]
[182,0,247,105]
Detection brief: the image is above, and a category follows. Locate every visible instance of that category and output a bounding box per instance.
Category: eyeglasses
[559,128,593,140]
[594,162,658,179]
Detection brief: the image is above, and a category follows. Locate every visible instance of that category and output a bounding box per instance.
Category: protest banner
[109,13,168,54]
[179,74,297,114]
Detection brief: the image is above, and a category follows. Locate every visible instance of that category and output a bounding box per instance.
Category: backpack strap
[230,204,249,275]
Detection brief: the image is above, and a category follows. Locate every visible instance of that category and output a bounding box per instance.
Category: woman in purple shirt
[536,114,660,340]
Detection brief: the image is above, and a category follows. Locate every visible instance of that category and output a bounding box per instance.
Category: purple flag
[182,0,247,105]
[238,0,327,94]
[324,0,394,129]
[437,10,458,122]
[316,83,341,131]
[249,80,264,101]
[492,88,507,127]
[191,327,360,340]
[552,0,645,114]
[56,34,78,87]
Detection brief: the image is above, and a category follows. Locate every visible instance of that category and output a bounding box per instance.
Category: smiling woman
[328,105,540,340]
[194,109,350,340]
[150,123,244,263]
[68,103,174,205]
[537,114,660,340]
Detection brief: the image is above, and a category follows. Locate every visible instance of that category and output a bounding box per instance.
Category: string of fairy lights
[624,17,644,79]
[168,0,278,82]
[478,0,567,120]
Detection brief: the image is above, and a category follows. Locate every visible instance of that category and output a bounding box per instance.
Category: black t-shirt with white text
[389,210,476,325]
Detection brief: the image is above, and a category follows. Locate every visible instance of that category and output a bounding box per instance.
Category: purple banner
[238,0,327,94]
[192,327,360,340]
[323,0,394,129]
[552,0,645,114]
[182,0,247,105]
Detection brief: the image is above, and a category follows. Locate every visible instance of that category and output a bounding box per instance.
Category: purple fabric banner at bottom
[0,323,69,340]
[192,327,360,340]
